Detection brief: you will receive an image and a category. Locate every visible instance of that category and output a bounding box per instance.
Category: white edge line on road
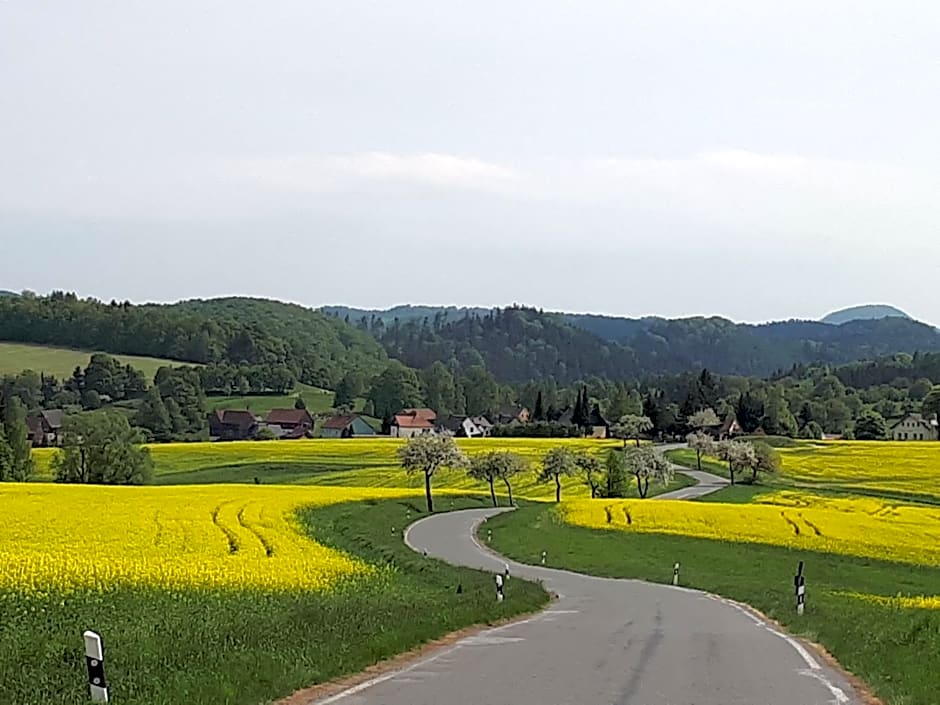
[711,596,851,704]
[307,642,462,705]
[407,506,856,705]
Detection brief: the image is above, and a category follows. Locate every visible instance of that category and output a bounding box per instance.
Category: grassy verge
[667,447,735,480]
[1,496,548,705]
[486,504,940,705]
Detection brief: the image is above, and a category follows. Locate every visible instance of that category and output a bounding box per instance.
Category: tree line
[0,292,385,389]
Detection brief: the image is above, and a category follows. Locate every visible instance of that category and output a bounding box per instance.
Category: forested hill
[0,293,386,388]
[345,306,940,383]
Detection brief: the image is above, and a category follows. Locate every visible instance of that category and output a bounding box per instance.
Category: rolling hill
[0,342,184,379]
[821,304,912,325]
[330,305,940,382]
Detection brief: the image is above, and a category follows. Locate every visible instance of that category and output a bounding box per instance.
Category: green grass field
[1,495,548,705]
[205,383,340,415]
[0,342,184,379]
[487,504,940,705]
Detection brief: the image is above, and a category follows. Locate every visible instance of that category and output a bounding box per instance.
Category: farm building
[209,410,259,441]
[888,413,939,441]
[320,414,376,438]
[26,409,65,447]
[265,409,314,434]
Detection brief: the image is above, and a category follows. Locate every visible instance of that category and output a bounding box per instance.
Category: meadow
[0,341,180,379]
[204,383,349,416]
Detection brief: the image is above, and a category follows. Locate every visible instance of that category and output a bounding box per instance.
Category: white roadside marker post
[541,550,547,565]
[504,563,510,582]
[83,630,109,702]
[795,561,806,615]
[673,562,680,586]
[495,574,504,602]
[487,528,492,542]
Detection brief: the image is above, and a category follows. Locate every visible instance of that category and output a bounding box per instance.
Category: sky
[1,1,939,324]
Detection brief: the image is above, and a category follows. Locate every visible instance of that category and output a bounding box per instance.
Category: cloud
[222,152,520,196]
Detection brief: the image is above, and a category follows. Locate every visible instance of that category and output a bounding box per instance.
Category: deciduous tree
[611,414,653,448]
[537,447,579,502]
[686,430,714,471]
[624,445,674,498]
[747,441,781,484]
[714,440,757,486]
[688,408,720,431]
[468,451,525,507]
[854,409,887,440]
[397,435,468,512]
[52,411,153,485]
[575,452,602,498]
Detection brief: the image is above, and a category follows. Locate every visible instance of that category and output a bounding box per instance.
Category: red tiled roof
[394,414,435,429]
[323,414,358,430]
[265,409,313,426]
[400,408,437,422]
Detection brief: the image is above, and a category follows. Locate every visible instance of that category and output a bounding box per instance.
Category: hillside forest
[0,293,939,451]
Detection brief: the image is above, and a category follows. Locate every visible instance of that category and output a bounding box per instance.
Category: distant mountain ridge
[322,304,493,324]
[326,304,940,381]
[821,304,912,325]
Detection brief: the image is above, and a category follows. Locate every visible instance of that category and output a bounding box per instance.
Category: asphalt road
[310,509,861,705]
[660,467,729,499]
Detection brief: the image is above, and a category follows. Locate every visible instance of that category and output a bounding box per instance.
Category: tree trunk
[502,477,514,507]
[555,475,561,503]
[643,477,649,498]
[636,473,644,497]
[489,478,498,507]
[424,471,434,512]
[751,467,758,484]
[696,449,702,471]
[728,460,735,486]
[634,437,641,448]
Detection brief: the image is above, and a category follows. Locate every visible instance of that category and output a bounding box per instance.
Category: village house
[320,414,377,438]
[436,415,493,438]
[264,409,314,437]
[718,413,743,440]
[495,406,530,425]
[26,409,65,447]
[390,408,437,438]
[208,409,259,441]
[887,413,939,441]
[586,406,610,439]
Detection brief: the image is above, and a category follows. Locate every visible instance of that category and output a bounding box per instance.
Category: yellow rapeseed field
[560,490,940,567]
[31,438,619,499]
[836,592,940,610]
[779,441,940,499]
[0,484,419,594]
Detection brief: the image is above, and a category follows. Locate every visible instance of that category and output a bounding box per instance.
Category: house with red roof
[391,408,437,438]
[320,414,377,438]
[264,408,314,436]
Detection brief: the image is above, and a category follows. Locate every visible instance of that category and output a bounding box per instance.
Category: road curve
[660,467,729,499]
[309,508,860,705]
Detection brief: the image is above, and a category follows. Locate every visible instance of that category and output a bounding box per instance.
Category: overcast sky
[2,1,938,323]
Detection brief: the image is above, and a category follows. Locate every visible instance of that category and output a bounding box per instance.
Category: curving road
[309,508,861,705]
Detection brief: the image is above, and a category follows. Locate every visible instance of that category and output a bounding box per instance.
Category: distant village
[25,403,937,447]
